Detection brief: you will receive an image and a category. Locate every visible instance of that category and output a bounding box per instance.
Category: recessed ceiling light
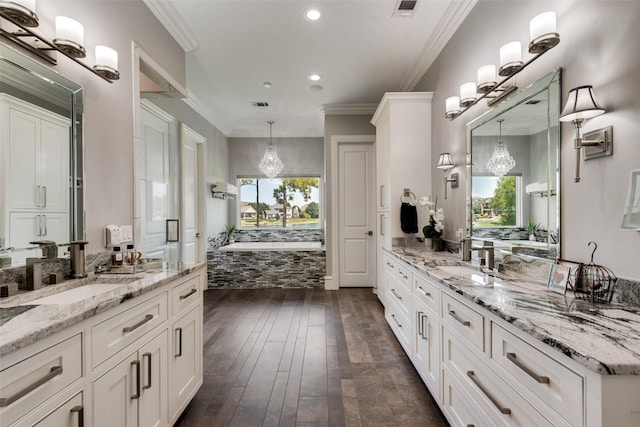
[307,85,323,92]
[263,81,272,88]
[308,74,321,81]
[305,8,321,21]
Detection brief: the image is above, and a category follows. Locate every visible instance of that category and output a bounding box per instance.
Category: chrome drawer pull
[122,314,153,333]
[507,352,550,384]
[0,365,63,407]
[391,314,402,328]
[421,314,428,341]
[131,360,141,399]
[467,371,511,415]
[390,289,402,300]
[175,327,183,357]
[179,288,197,300]
[143,352,152,389]
[448,310,471,327]
[71,405,84,427]
[417,311,424,336]
[417,286,431,297]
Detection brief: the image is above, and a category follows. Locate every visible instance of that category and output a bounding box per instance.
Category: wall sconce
[437,153,458,200]
[444,11,560,120]
[559,85,611,183]
[0,1,120,82]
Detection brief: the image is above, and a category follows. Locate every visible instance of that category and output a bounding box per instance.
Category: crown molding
[371,92,434,125]
[321,103,379,115]
[143,0,199,52]
[400,0,478,91]
[185,91,232,137]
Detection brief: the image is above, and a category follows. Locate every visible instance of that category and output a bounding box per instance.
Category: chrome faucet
[29,240,58,258]
[26,240,59,290]
[462,239,495,270]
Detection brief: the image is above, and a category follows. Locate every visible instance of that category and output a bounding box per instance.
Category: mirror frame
[0,44,85,263]
[466,68,561,261]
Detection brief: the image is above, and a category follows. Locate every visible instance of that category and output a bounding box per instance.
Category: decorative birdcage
[568,242,617,303]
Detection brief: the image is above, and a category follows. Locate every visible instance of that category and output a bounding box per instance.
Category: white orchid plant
[419,196,444,238]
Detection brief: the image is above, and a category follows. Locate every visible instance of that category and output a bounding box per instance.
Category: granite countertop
[389,246,640,376]
[0,263,205,356]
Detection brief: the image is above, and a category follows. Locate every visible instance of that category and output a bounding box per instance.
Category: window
[471,176,523,227]
[238,176,321,228]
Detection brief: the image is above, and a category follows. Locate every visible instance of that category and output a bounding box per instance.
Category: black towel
[400,202,418,234]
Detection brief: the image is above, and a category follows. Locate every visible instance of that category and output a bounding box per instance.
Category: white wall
[415,0,640,280]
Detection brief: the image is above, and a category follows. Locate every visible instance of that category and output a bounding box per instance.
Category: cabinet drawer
[413,272,440,316]
[92,292,168,368]
[442,293,485,353]
[442,368,493,427]
[491,323,584,427]
[171,275,201,316]
[385,295,411,353]
[387,275,411,317]
[444,329,555,427]
[32,390,84,426]
[384,255,411,289]
[0,333,82,426]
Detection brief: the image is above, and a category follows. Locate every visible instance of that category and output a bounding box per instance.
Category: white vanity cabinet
[93,331,167,427]
[371,92,432,304]
[382,252,640,427]
[0,267,204,427]
[1,94,70,252]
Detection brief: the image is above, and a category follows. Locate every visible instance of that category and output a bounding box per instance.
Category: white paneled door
[338,142,376,287]
[180,124,205,264]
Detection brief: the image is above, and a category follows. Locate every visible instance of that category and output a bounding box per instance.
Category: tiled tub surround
[390,245,640,375]
[207,243,325,289]
[233,228,324,242]
[0,262,205,354]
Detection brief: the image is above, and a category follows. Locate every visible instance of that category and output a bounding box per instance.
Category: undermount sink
[22,283,123,305]
[434,265,495,286]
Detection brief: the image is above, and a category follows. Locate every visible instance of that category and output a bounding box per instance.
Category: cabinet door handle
[467,371,511,415]
[42,186,46,207]
[131,360,141,400]
[507,352,550,384]
[142,352,152,389]
[36,215,42,237]
[417,286,431,297]
[179,288,197,300]
[175,327,183,357]
[390,289,402,300]
[448,310,471,327]
[35,185,41,207]
[122,314,153,333]
[379,185,384,207]
[0,365,62,407]
[421,313,428,341]
[70,405,84,427]
[390,314,402,328]
[417,311,424,337]
[42,214,47,236]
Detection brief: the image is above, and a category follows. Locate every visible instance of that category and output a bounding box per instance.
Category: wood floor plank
[175,288,449,427]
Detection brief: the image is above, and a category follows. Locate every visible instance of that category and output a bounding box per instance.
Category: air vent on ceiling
[392,0,418,17]
[251,101,270,107]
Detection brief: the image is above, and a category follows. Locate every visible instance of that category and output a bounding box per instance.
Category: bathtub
[208,241,326,288]
[219,241,322,251]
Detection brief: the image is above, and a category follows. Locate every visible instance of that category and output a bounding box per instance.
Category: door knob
[364,231,373,236]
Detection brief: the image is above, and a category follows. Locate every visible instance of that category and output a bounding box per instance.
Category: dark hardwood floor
[175,288,449,427]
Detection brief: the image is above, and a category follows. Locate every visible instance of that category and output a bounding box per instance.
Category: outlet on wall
[121,225,133,243]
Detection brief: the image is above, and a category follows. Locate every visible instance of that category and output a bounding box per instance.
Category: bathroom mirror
[466,69,560,260]
[621,168,640,230]
[0,44,84,266]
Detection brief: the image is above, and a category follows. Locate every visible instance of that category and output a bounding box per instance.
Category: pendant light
[258,120,284,179]
[487,119,516,179]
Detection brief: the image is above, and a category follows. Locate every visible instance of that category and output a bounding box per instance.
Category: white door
[139,101,175,262]
[180,125,205,264]
[338,143,376,287]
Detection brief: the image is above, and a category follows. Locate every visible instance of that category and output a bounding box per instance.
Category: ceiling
[144,0,476,138]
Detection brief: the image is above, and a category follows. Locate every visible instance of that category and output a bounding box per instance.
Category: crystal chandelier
[258,120,284,179]
[487,119,515,179]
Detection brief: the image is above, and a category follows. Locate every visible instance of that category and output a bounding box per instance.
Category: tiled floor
[174,288,449,426]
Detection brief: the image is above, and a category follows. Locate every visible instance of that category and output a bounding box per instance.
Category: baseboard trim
[324,276,339,290]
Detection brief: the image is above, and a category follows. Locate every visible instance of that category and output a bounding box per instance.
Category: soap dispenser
[69,241,89,278]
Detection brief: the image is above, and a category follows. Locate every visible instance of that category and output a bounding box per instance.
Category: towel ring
[400,190,417,203]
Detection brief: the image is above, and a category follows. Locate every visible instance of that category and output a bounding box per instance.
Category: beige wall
[415,0,640,280]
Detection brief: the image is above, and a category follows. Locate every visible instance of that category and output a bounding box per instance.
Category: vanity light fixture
[487,119,516,179]
[258,120,284,179]
[559,85,611,183]
[444,11,559,120]
[437,153,458,200]
[0,2,120,82]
